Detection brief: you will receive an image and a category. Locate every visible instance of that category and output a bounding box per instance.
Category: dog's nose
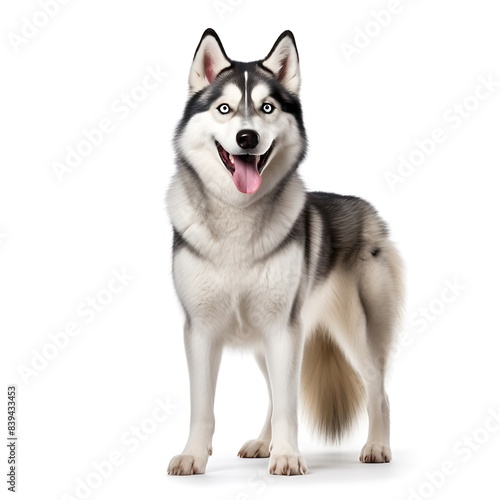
[236,129,260,150]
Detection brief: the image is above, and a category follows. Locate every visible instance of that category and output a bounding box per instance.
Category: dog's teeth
[229,154,234,163]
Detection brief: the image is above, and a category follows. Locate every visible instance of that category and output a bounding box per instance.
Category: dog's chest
[173,234,303,340]
[168,176,306,338]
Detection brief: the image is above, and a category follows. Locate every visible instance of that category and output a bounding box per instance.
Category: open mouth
[216,141,275,194]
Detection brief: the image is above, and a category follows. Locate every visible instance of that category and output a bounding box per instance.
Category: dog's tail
[300,327,365,442]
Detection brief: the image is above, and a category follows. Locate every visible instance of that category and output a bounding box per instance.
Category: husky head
[175,29,306,207]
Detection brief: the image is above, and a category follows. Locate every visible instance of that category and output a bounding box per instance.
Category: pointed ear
[189,29,232,94]
[261,30,300,94]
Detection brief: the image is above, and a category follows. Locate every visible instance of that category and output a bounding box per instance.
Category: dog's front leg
[168,322,222,475]
[265,325,308,475]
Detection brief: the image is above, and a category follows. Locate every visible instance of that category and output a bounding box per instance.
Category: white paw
[238,439,271,458]
[359,442,392,463]
[167,454,208,475]
[268,453,308,475]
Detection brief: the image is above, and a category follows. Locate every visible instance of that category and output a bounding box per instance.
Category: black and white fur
[167,29,404,476]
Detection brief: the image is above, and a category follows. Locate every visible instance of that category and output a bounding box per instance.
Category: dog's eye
[217,103,231,114]
[261,102,275,114]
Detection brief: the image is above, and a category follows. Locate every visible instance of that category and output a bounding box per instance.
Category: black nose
[236,129,260,150]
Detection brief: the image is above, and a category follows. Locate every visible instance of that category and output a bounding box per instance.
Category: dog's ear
[262,31,300,94]
[189,29,231,94]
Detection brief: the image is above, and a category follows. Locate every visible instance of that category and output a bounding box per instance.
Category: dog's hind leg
[326,290,394,463]
[238,353,272,458]
[357,351,393,463]
[315,244,403,463]
[357,244,404,463]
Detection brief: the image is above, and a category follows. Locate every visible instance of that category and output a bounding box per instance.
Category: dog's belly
[173,243,304,345]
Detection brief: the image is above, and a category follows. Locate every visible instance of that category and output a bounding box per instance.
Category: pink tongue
[232,155,262,194]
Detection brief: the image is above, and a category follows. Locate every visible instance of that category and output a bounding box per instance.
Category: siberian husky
[167,28,404,476]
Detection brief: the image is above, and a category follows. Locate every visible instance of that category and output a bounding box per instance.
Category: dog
[166,28,404,476]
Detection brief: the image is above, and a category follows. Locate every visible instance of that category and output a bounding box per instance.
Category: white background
[1,1,500,499]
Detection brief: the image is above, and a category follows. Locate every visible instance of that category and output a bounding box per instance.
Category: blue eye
[262,102,275,114]
[217,103,231,114]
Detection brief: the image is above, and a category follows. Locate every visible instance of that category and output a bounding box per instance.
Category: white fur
[167,185,307,474]
[176,81,303,209]
[167,31,401,476]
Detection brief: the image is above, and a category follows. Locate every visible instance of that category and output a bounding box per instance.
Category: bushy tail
[300,327,365,442]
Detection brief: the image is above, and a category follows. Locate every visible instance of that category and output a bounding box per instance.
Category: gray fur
[167,28,404,476]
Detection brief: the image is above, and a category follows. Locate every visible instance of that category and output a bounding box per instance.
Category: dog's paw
[238,439,271,458]
[359,442,392,463]
[268,453,307,475]
[167,454,207,475]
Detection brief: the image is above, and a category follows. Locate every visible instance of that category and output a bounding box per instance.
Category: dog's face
[175,29,307,207]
